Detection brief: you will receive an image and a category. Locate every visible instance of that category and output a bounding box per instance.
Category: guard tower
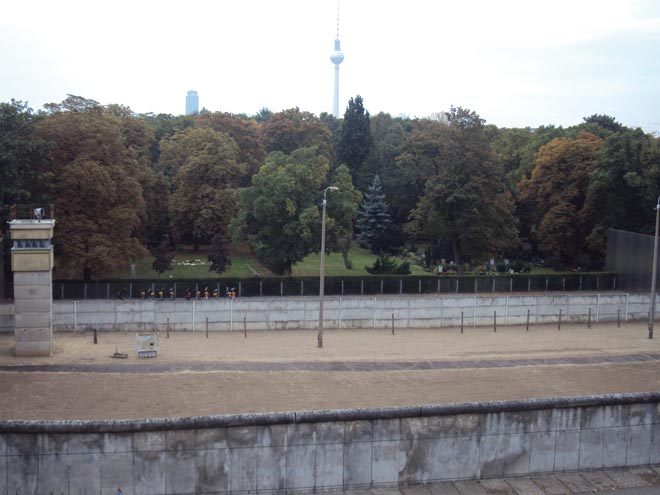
[9,205,56,356]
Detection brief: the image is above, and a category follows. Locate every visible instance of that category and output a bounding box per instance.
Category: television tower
[330,0,344,118]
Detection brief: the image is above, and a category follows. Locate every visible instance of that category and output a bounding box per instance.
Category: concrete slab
[604,468,651,488]
[578,470,619,491]
[628,467,660,486]
[453,480,490,495]
[427,482,462,495]
[504,476,545,495]
[530,474,569,495]
[478,478,515,494]
[400,486,431,495]
[555,473,594,493]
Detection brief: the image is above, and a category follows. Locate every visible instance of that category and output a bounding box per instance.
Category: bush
[365,255,411,275]
[510,261,531,273]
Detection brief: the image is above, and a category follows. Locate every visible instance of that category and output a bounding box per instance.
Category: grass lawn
[112,246,427,279]
[110,244,585,280]
[114,249,271,279]
[291,248,428,277]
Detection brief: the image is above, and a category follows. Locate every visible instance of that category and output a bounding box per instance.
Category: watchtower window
[13,239,51,250]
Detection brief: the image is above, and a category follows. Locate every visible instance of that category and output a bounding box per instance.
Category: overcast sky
[2,0,659,133]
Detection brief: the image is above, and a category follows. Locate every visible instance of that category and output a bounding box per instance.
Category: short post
[526,309,530,332]
[167,318,170,339]
[391,313,395,335]
[558,309,562,330]
[588,308,592,328]
[461,311,464,333]
[206,317,209,338]
[244,316,247,338]
[493,311,497,332]
[618,309,621,328]
[259,281,263,297]
[93,328,97,344]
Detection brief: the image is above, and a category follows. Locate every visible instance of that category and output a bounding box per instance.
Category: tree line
[1,94,659,280]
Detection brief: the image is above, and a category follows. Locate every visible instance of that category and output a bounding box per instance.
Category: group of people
[136,287,237,300]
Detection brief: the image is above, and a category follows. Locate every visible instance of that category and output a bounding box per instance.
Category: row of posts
[159,307,621,336]
[451,307,620,333]
[59,275,615,300]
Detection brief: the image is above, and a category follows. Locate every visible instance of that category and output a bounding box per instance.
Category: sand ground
[1,321,659,421]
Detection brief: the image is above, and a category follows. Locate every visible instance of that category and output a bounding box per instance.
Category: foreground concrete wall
[0,394,659,494]
[0,292,652,333]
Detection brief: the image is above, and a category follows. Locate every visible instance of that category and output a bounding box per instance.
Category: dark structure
[606,228,656,292]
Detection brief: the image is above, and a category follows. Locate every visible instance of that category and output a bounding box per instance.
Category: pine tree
[355,175,393,253]
[336,95,371,189]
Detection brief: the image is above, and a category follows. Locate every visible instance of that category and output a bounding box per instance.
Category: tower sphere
[331,50,344,65]
[330,38,344,65]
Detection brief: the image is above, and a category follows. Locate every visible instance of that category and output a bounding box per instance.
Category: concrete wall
[12,271,52,356]
[0,393,659,494]
[0,292,651,333]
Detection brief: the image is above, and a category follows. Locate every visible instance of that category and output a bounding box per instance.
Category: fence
[50,273,617,301]
[0,292,643,333]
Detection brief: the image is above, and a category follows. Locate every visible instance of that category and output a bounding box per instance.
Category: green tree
[336,95,371,189]
[0,100,52,225]
[142,171,171,252]
[581,128,660,263]
[362,112,410,224]
[326,164,362,269]
[195,111,265,183]
[37,95,148,279]
[260,108,332,157]
[393,118,451,228]
[407,107,518,274]
[231,147,328,275]
[207,233,231,274]
[166,127,242,251]
[152,241,173,275]
[138,113,195,164]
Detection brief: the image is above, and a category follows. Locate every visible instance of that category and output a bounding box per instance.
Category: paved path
[1,324,660,421]
[411,466,660,494]
[1,359,659,421]
[1,351,660,373]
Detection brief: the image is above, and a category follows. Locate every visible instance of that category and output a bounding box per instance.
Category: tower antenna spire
[330,0,344,118]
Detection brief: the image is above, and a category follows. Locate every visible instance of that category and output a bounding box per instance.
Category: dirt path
[1,322,659,421]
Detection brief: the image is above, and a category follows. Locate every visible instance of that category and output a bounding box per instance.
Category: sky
[2,0,660,133]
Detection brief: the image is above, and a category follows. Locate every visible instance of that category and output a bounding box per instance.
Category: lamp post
[649,195,660,339]
[318,186,339,348]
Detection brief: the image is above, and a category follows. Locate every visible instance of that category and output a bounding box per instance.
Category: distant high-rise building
[186,90,199,115]
[330,1,344,118]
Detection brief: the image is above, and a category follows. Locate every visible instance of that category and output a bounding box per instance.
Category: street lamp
[649,195,660,339]
[318,186,339,348]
